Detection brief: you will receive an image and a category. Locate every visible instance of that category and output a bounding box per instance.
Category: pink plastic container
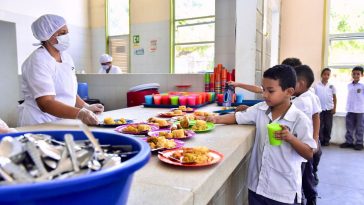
[187,96,196,106]
[179,96,187,105]
[153,95,162,105]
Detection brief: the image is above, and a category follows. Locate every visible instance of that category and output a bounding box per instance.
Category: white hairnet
[99,54,113,63]
[31,14,66,41]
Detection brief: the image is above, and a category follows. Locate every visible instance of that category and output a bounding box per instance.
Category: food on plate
[137,124,151,132]
[171,129,186,138]
[148,117,169,127]
[174,114,196,121]
[186,107,194,112]
[194,111,214,117]
[104,117,127,125]
[191,120,208,131]
[122,124,151,133]
[178,105,186,111]
[171,147,212,164]
[173,109,183,115]
[180,116,190,129]
[147,136,176,150]
[158,131,173,139]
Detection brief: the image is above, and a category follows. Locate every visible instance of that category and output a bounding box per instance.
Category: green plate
[174,120,215,133]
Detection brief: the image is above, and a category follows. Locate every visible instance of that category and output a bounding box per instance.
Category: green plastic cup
[170,96,179,105]
[267,123,283,146]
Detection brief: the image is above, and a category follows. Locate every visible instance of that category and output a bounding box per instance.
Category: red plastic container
[127,89,159,107]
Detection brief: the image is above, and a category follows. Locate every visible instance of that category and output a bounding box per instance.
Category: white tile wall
[130,21,170,73]
[0,20,19,127]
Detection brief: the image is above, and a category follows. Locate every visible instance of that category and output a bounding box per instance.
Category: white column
[235,0,258,100]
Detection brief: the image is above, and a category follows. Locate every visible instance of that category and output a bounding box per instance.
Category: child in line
[292,65,322,205]
[314,68,337,146]
[206,65,316,205]
[340,66,364,150]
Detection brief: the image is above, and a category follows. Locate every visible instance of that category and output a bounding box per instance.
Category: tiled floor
[316,145,364,205]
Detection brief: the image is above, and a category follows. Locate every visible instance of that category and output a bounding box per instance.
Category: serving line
[17,104,255,205]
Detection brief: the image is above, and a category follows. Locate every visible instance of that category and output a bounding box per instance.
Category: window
[172,0,215,73]
[107,0,129,73]
[327,0,364,113]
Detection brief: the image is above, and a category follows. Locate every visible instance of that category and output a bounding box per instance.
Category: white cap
[99,54,113,64]
[31,14,66,41]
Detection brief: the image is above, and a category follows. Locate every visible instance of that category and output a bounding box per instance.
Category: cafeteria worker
[18,14,103,126]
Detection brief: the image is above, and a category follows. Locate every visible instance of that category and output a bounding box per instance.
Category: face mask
[102,65,110,70]
[53,34,70,51]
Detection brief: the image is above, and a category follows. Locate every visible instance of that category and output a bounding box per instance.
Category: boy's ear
[286,87,295,95]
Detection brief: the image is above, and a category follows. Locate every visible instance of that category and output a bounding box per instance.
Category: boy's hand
[274,125,294,142]
[331,108,336,115]
[205,115,217,123]
[235,105,249,112]
[227,81,238,87]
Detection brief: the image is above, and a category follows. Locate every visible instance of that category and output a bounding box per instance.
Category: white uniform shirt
[18,47,77,126]
[346,82,364,113]
[235,102,316,204]
[98,65,122,74]
[293,90,322,120]
[314,82,336,111]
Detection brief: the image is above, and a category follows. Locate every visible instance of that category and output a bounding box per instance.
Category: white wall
[0,21,19,127]
[0,0,91,73]
[215,0,236,70]
[235,0,258,100]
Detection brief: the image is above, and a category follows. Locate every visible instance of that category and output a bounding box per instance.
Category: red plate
[114,123,159,135]
[158,148,223,167]
[170,108,195,113]
[158,112,186,118]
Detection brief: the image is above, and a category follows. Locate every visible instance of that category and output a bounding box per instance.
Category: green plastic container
[267,123,283,146]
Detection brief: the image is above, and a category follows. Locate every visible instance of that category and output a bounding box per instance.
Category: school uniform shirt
[292,90,322,120]
[346,82,364,113]
[98,65,122,74]
[314,82,336,111]
[235,102,316,204]
[18,47,77,126]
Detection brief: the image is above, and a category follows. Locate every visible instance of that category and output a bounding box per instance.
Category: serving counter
[17,104,255,205]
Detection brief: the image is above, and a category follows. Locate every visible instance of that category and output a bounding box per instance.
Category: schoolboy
[292,65,322,205]
[314,68,337,146]
[207,65,316,204]
[340,66,364,150]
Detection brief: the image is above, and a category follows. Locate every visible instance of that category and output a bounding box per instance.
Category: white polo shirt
[235,102,316,204]
[346,82,364,113]
[292,90,322,120]
[314,82,336,111]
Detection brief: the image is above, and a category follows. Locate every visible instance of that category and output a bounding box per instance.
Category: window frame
[170,0,216,73]
[325,0,364,114]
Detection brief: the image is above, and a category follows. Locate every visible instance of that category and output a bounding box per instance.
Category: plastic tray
[217,100,263,107]
[143,101,214,109]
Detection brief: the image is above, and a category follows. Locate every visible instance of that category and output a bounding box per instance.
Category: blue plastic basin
[0,130,150,205]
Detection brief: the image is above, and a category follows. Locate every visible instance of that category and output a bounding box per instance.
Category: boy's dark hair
[321,68,331,75]
[352,66,364,74]
[263,64,297,90]
[281,58,302,67]
[294,65,315,88]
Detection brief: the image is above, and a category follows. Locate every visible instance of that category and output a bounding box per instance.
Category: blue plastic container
[77,82,89,100]
[0,130,150,205]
